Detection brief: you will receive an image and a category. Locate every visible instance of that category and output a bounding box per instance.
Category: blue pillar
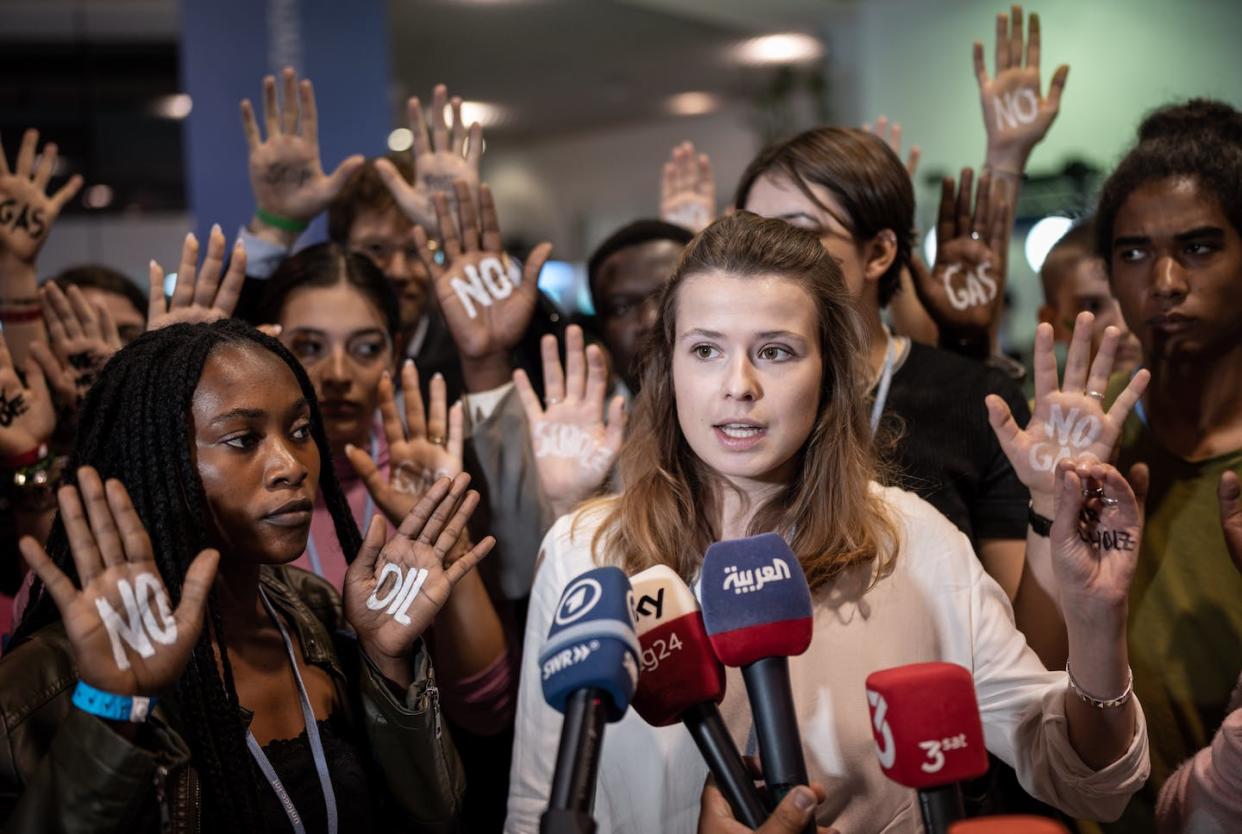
[178,0,392,246]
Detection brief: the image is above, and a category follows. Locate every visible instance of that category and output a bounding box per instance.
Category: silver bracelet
[1065,659,1134,709]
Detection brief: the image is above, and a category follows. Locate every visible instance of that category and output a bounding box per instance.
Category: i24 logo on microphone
[917,733,968,774]
[721,559,791,595]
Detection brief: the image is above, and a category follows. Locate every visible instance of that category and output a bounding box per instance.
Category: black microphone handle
[741,656,816,834]
[681,701,770,828]
[539,810,597,834]
[546,688,609,815]
[916,784,965,834]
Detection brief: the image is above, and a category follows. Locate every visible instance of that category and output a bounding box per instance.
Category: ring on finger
[969,231,982,241]
[427,433,446,447]
[546,396,563,406]
[1084,390,1106,401]
[1082,485,1119,507]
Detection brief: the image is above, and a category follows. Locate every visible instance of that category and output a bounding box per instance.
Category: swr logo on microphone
[541,640,599,680]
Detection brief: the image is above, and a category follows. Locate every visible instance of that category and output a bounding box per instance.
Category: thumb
[173,548,221,647]
[374,157,412,203]
[22,355,50,402]
[345,442,402,520]
[325,154,366,195]
[984,393,1022,464]
[1218,470,1242,576]
[1127,462,1150,522]
[522,241,554,290]
[758,787,818,834]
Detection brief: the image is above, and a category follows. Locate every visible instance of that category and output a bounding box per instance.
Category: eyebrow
[680,328,806,341]
[1113,226,1225,249]
[210,397,308,426]
[286,326,388,340]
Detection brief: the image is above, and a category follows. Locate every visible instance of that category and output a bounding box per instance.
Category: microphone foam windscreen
[540,566,640,721]
[700,533,813,667]
[949,817,1070,833]
[629,565,726,726]
[864,662,989,789]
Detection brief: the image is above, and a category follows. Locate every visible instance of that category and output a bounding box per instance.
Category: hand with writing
[0,331,55,456]
[913,168,1010,338]
[147,225,247,331]
[18,467,219,697]
[346,360,463,527]
[1050,458,1142,616]
[661,141,716,233]
[863,116,920,179]
[415,180,552,389]
[344,473,495,688]
[515,324,625,519]
[975,5,1069,173]
[987,312,1150,504]
[39,281,122,407]
[376,84,483,232]
[242,68,364,243]
[0,129,83,265]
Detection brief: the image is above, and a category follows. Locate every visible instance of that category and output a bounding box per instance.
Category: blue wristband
[72,680,156,723]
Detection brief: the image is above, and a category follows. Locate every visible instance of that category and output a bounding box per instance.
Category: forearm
[0,255,44,367]
[1012,497,1069,668]
[460,350,513,393]
[431,567,507,682]
[1064,611,1137,770]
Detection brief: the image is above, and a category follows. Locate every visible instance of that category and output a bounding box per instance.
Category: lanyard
[247,587,339,834]
[306,433,378,577]
[869,332,897,434]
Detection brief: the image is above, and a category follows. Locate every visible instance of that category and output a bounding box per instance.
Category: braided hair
[12,318,362,828]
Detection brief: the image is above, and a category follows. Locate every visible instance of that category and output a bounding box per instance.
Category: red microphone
[630,565,768,828]
[865,662,989,834]
[949,817,1070,833]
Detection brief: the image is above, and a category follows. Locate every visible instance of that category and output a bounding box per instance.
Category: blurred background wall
[3,0,1240,354]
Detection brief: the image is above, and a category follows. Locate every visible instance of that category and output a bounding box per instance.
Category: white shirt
[505,485,1149,833]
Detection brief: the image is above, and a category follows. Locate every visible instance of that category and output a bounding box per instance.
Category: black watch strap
[1028,503,1053,538]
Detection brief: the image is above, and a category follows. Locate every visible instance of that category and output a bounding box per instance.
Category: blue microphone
[539,567,639,834]
[701,533,816,834]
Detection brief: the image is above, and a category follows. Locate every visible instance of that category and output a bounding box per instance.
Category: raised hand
[375,84,483,231]
[147,225,247,331]
[1050,458,1142,616]
[415,180,552,367]
[914,168,1010,336]
[0,129,83,265]
[1219,470,1242,577]
[0,330,55,456]
[986,312,1150,504]
[698,775,836,834]
[18,467,219,697]
[863,115,920,178]
[241,68,364,237]
[514,324,625,519]
[343,473,495,686]
[974,5,1069,171]
[39,281,123,406]
[345,360,463,526]
[660,141,716,233]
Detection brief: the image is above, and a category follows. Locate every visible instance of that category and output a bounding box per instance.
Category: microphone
[700,533,816,834]
[538,567,640,834]
[864,662,989,834]
[948,817,1070,833]
[629,565,769,829]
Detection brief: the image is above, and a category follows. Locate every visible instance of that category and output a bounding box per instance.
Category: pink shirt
[1156,675,1242,833]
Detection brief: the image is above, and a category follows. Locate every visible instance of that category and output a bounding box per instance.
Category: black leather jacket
[0,566,465,833]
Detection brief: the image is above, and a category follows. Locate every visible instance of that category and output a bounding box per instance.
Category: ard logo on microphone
[555,576,603,625]
[721,559,791,594]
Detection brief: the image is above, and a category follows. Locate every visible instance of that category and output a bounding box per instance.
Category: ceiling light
[152,93,193,120]
[388,127,413,152]
[444,101,506,128]
[1025,216,1075,272]
[735,33,823,66]
[84,184,113,209]
[666,92,720,116]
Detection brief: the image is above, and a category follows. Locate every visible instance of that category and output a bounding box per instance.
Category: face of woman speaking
[278,282,395,453]
[192,343,322,565]
[672,270,823,493]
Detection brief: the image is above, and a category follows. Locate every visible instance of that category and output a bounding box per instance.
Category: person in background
[48,265,147,345]
[1092,97,1242,832]
[1038,219,1141,375]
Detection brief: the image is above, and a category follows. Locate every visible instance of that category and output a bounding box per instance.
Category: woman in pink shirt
[253,242,515,735]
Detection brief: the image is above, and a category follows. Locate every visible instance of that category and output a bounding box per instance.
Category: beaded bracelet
[1066,659,1133,709]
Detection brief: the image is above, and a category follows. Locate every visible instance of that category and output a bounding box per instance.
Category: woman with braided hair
[0,318,490,832]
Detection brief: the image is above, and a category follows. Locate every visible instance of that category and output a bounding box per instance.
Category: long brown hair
[581,211,897,591]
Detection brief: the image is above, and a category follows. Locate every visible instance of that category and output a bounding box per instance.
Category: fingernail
[404,358,414,369]
[211,223,221,236]
[792,787,816,812]
[345,443,356,454]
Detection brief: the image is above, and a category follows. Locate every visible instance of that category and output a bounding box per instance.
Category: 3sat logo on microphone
[917,733,968,774]
[555,577,602,625]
